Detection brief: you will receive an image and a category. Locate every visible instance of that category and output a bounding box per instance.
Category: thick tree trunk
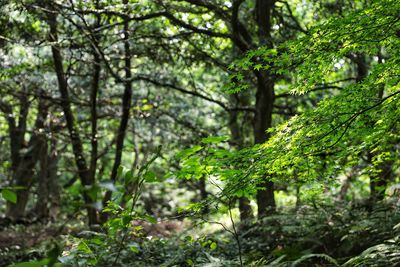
[254,0,277,219]
[6,100,48,220]
[7,166,36,220]
[35,135,49,219]
[10,93,29,172]
[34,123,61,221]
[254,73,276,218]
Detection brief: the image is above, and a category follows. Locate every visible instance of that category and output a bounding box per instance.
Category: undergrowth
[4,199,399,266]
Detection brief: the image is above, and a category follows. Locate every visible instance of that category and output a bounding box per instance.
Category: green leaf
[129,242,140,253]
[124,170,135,184]
[201,135,229,144]
[176,145,203,159]
[254,64,263,70]
[117,165,124,179]
[210,241,217,250]
[2,189,17,203]
[31,20,41,32]
[143,214,157,224]
[141,104,153,111]
[77,241,93,254]
[187,259,194,266]
[86,186,99,202]
[184,235,194,243]
[122,214,133,226]
[144,171,157,183]
[47,243,62,259]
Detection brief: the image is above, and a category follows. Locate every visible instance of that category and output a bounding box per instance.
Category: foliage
[1,0,400,266]
[223,0,400,196]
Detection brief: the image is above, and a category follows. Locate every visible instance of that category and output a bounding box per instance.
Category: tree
[159,0,314,219]
[240,0,400,204]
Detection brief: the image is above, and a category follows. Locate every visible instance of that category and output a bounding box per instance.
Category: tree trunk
[10,93,29,172]
[352,53,392,203]
[254,0,277,219]
[48,137,60,222]
[6,100,48,220]
[34,125,60,221]
[199,178,210,214]
[254,72,276,218]
[48,11,98,225]
[35,135,49,219]
[89,0,102,199]
[101,0,133,222]
[7,165,36,220]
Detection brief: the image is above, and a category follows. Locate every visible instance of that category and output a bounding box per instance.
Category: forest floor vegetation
[2,198,399,266]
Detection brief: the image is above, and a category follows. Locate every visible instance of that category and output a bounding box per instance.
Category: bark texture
[48,11,98,225]
[254,0,277,218]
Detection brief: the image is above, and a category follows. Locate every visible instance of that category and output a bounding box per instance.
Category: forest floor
[1,200,399,266]
[0,222,67,266]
